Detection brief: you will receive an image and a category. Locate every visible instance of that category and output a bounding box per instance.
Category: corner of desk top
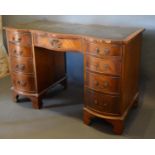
[123,28,145,44]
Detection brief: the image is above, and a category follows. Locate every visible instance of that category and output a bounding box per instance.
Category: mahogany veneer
[4,20,144,134]
[86,55,121,76]
[9,44,33,57]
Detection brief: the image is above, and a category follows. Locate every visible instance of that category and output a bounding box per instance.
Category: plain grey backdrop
[2,15,155,93]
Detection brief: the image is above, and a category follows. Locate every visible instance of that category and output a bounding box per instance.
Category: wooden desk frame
[4,21,144,134]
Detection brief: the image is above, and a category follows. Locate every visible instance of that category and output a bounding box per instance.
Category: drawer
[12,73,36,92]
[33,32,82,51]
[85,89,120,115]
[8,43,33,57]
[86,55,121,76]
[7,31,32,45]
[10,57,34,74]
[87,42,122,57]
[86,72,120,94]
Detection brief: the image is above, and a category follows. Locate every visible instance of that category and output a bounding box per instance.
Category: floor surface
[0,76,155,138]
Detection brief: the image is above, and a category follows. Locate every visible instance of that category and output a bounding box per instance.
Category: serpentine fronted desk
[4,20,144,134]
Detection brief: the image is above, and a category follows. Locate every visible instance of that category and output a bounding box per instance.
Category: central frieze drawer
[86,55,121,76]
[12,73,36,92]
[33,32,82,51]
[10,57,34,74]
[86,72,120,94]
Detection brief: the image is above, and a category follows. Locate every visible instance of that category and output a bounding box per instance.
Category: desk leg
[83,110,94,125]
[30,96,42,109]
[112,120,124,135]
[12,90,19,102]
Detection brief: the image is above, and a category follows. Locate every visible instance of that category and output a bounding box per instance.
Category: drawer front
[10,57,34,74]
[87,42,122,57]
[12,73,36,92]
[8,43,33,57]
[7,31,32,46]
[33,32,82,51]
[86,55,121,76]
[85,89,120,114]
[86,72,120,94]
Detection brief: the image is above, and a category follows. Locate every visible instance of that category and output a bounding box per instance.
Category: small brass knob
[103,64,109,70]
[103,81,109,88]
[18,51,23,56]
[104,48,110,55]
[94,81,99,86]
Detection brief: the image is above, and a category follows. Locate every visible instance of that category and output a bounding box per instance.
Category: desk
[4,20,144,134]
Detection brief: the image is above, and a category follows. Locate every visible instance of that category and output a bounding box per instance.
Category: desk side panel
[120,33,142,114]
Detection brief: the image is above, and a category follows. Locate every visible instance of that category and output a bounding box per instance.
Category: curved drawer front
[33,32,82,51]
[86,72,120,94]
[7,31,32,46]
[12,73,36,92]
[9,43,33,57]
[86,55,121,76]
[10,57,34,74]
[85,89,120,115]
[87,42,122,58]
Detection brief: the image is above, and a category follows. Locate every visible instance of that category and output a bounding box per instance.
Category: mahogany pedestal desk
[4,20,144,134]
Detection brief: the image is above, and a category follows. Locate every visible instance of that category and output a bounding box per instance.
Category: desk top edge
[3,20,145,43]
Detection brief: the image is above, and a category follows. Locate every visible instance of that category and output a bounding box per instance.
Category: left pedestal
[6,28,67,109]
[6,29,39,108]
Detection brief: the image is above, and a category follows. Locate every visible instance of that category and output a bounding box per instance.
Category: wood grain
[86,55,121,76]
[4,21,144,134]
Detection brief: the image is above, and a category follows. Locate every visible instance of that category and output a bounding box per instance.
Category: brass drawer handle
[103,48,110,55]
[94,99,98,104]
[95,48,100,54]
[17,80,27,87]
[12,37,22,43]
[103,81,109,88]
[13,50,23,56]
[15,64,25,72]
[49,38,61,48]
